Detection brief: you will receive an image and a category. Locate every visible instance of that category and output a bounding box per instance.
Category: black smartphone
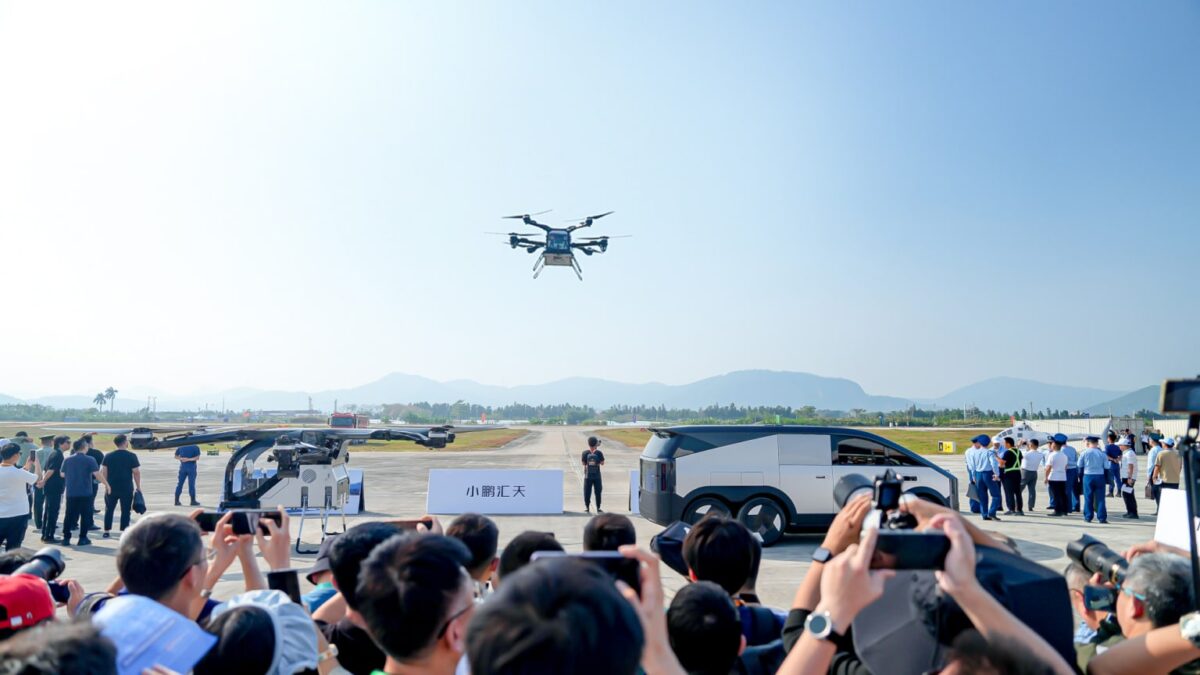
[389,519,434,531]
[47,581,71,604]
[1083,584,1117,612]
[267,569,302,605]
[871,531,951,570]
[195,510,282,535]
[530,551,641,596]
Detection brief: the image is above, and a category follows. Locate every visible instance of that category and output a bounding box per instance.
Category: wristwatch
[1181,611,1200,648]
[811,547,834,564]
[805,610,835,641]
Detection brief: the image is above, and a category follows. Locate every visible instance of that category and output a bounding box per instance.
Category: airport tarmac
[42,426,1164,610]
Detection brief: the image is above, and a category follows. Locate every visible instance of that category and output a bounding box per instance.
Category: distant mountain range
[0,370,1158,416]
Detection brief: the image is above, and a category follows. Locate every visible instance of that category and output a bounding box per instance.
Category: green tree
[93,392,107,411]
[104,386,118,412]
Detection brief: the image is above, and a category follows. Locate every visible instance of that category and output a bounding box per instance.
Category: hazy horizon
[2,2,1197,400]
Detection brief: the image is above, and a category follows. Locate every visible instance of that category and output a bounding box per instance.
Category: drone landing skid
[531,252,583,280]
[293,490,348,554]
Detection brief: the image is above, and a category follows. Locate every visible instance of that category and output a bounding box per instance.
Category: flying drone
[55,424,495,552]
[488,210,630,280]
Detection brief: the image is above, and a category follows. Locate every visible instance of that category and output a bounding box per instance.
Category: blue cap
[1052,433,1068,444]
[972,434,991,445]
[1085,435,1100,443]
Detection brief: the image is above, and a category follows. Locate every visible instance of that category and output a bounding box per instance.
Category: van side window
[833,439,886,465]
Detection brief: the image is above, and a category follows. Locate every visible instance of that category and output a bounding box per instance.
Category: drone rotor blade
[503,209,552,219]
[486,232,541,236]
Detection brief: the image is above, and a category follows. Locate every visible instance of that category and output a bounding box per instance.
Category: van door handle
[815,475,827,479]
[902,475,917,481]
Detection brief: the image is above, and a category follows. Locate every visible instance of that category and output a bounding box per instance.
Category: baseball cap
[971,435,990,445]
[0,575,55,631]
[1052,433,1068,444]
[1117,438,1131,447]
[1164,437,1176,446]
[302,534,339,585]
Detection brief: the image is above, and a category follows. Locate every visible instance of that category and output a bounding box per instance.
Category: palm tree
[104,387,118,412]
[93,392,107,412]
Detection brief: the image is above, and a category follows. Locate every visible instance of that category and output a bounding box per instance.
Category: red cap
[0,575,55,631]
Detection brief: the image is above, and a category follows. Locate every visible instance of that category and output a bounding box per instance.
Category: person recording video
[582,436,605,514]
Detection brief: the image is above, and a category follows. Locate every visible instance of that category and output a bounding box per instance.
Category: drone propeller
[565,211,614,222]
[503,210,552,220]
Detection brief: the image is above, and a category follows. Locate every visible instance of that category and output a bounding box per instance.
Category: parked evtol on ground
[638,425,959,546]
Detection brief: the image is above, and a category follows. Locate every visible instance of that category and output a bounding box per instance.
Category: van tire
[736,497,786,547]
[683,497,731,524]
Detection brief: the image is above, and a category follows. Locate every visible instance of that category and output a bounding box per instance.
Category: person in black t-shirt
[581,436,606,513]
[101,434,142,537]
[36,436,69,543]
[84,435,105,517]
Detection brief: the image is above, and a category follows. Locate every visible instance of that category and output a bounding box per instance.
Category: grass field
[0,424,528,453]
[594,426,1001,455]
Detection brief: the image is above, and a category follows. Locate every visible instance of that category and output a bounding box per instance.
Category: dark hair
[743,536,762,592]
[53,436,70,450]
[0,619,118,675]
[447,513,499,579]
[1028,438,1039,448]
[329,522,404,608]
[668,581,742,675]
[117,514,203,600]
[193,606,276,675]
[1,444,20,462]
[583,513,636,552]
[682,515,755,595]
[498,531,563,581]
[357,535,473,662]
[467,557,643,675]
[113,434,128,447]
[945,630,1053,674]
[1004,437,1015,447]
[71,439,87,454]
[588,436,600,447]
[0,549,34,575]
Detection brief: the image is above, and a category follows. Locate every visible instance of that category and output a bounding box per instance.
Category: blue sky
[1,1,1197,399]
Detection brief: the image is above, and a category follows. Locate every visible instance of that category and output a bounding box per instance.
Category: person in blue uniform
[173,444,201,506]
[966,435,1001,521]
[1078,436,1109,524]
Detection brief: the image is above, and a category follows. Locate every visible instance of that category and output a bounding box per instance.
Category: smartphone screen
[195,512,221,533]
[47,581,71,604]
[195,510,282,535]
[267,569,303,605]
[871,531,951,570]
[530,551,641,596]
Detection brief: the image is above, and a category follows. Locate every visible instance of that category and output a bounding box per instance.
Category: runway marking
[563,432,584,485]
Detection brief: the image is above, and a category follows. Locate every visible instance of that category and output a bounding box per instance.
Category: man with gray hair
[1115,553,1191,640]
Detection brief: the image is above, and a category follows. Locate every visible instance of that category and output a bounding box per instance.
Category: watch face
[808,613,829,634]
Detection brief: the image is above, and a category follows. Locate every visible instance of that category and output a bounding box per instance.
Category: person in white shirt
[1044,441,1070,517]
[1119,439,1139,519]
[0,443,38,550]
[1020,439,1045,511]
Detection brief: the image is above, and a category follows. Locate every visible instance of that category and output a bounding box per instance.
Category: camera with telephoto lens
[1067,534,1128,585]
[13,548,64,582]
[834,468,918,530]
[1068,534,1128,612]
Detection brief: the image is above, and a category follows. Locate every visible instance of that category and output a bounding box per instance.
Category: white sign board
[426,469,564,515]
[629,470,639,513]
[1154,488,1199,551]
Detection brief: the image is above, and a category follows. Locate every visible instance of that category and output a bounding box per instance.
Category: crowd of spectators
[0,433,1197,674]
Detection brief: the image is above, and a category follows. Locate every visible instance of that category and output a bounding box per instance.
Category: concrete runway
[42,426,1163,610]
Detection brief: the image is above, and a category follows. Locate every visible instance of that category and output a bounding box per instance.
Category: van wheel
[683,497,731,524]
[737,497,786,547]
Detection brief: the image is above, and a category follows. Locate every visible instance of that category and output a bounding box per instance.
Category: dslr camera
[1067,534,1128,611]
[834,469,950,569]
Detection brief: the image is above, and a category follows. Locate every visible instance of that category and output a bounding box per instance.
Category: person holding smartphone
[582,436,605,514]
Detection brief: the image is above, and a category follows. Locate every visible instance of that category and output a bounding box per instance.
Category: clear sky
[1,1,1197,400]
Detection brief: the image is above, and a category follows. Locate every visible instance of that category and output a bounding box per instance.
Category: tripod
[1182,413,1200,609]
